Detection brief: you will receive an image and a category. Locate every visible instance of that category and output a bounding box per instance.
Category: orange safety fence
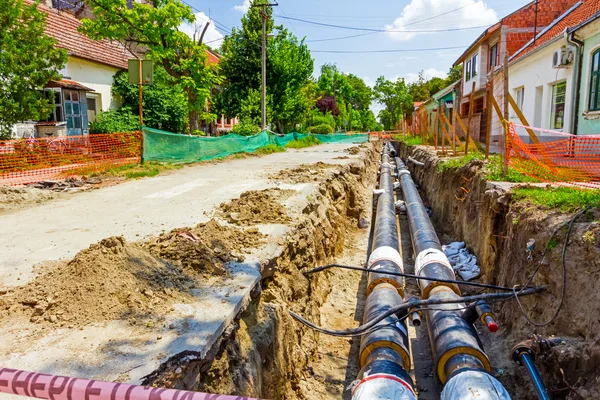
[368,131,404,140]
[507,122,600,190]
[0,131,142,185]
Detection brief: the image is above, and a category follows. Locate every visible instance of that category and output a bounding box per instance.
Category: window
[472,54,479,77]
[589,49,600,111]
[490,43,498,68]
[42,89,63,122]
[515,87,525,111]
[466,60,472,81]
[551,82,567,130]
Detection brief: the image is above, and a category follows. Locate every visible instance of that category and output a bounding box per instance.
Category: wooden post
[485,69,494,159]
[440,111,464,153]
[465,81,476,155]
[452,102,457,156]
[501,26,509,176]
[434,108,439,150]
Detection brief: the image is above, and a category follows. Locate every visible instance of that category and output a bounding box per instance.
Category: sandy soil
[219,188,295,225]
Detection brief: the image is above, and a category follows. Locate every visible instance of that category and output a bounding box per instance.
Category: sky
[183,0,532,114]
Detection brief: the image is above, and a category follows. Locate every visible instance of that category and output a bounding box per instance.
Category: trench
[146,140,599,400]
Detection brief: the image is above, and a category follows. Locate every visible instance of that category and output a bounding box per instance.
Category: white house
[13,1,135,139]
[507,0,600,140]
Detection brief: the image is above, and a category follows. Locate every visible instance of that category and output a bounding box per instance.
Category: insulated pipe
[353,142,416,400]
[396,156,510,399]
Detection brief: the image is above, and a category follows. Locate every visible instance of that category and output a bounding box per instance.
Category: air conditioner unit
[552,47,574,68]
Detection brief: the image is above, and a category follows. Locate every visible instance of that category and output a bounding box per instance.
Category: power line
[310,45,468,54]
[278,15,489,33]
[276,0,302,39]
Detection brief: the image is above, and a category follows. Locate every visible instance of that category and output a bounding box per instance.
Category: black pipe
[395,156,498,386]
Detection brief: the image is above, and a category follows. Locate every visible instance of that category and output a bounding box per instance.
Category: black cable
[514,206,591,327]
[304,263,527,292]
[311,46,467,54]
[290,287,544,337]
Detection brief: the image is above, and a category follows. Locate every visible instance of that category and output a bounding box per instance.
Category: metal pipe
[353,142,415,400]
[519,353,551,400]
[395,155,510,399]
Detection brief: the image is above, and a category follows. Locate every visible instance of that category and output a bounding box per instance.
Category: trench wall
[397,143,600,398]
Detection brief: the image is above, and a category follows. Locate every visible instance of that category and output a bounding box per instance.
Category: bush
[311,112,336,129]
[285,135,321,149]
[308,124,334,134]
[89,108,140,134]
[232,118,261,136]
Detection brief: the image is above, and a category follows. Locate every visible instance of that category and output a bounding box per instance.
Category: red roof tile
[512,0,600,62]
[30,1,134,69]
[45,79,94,91]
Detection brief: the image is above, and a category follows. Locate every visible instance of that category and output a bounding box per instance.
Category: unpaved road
[0,144,357,289]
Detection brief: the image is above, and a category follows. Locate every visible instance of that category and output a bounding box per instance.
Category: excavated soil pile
[347,146,361,155]
[268,162,341,184]
[2,220,265,328]
[398,142,600,399]
[219,188,294,225]
[0,185,55,213]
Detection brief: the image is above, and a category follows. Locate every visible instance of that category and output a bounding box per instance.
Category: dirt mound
[146,220,266,274]
[3,220,265,328]
[5,236,193,327]
[0,185,55,213]
[219,188,294,225]
[268,162,341,184]
[347,146,361,155]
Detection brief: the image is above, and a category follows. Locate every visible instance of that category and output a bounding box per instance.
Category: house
[452,0,581,143]
[12,0,136,139]
[201,48,239,135]
[505,0,600,141]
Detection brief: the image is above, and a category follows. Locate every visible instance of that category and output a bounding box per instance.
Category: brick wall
[504,0,580,55]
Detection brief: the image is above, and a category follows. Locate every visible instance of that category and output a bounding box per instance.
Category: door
[64,90,89,136]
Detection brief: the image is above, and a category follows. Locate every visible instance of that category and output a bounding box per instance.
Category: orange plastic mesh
[506,122,600,189]
[0,132,142,185]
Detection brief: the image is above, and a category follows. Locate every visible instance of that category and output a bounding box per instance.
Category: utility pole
[253,1,278,131]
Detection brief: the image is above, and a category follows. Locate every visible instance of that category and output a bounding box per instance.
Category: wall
[462,46,483,97]
[508,37,574,139]
[66,57,123,112]
[577,22,600,135]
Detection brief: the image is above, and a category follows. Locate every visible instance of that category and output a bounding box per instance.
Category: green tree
[346,74,373,111]
[408,71,430,103]
[447,65,463,83]
[0,0,68,139]
[111,68,187,133]
[373,76,412,130]
[378,110,394,130]
[215,0,313,133]
[79,0,221,133]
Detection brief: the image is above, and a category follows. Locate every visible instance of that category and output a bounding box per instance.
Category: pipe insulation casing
[441,370,511,400]
[360,283,411,370]
[351,359,416,400]
[368,147,404,296]
[426,286,491,383]
[415,248,460,298]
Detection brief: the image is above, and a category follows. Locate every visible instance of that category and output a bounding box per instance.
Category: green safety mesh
[142,126,368,163]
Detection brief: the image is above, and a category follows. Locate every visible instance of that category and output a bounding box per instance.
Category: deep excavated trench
[141,140,599,399]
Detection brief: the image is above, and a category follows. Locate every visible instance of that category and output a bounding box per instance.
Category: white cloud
[233,0,251,13]
[385,0,498,41]
[404,68,447,84]
[179,12,224,49]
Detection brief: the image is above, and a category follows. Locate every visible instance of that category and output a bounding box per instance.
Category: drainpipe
[395,156,511,400]
[566,30,584,136]
[352,143,416,400]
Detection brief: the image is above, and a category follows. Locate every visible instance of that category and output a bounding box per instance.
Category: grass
[88,162,183,180]
[511,187,600,212]
[284,135,321,149]
[254,143,285,155]
[436,153,538,183]
[394,134,423,147]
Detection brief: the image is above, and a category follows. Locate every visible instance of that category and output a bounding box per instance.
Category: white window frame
[472,53,479,78]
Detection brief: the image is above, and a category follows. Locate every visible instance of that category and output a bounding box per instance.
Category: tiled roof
[511,0,600,63]
[45,79,94,91]
[32,1,134,69]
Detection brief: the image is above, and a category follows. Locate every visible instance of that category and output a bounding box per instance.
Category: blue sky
[184,0,532,112]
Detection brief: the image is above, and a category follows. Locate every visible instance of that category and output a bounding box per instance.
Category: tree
[408,71,430,103]
[448,65,463,83]
[111,67,187,133]
[346,74,373,111]
[373,76,412,130]
[378,110,394,131]
[316,96,339,116]
[0,0,68,139]
[214,0,313,133]
[79,0,221,133]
